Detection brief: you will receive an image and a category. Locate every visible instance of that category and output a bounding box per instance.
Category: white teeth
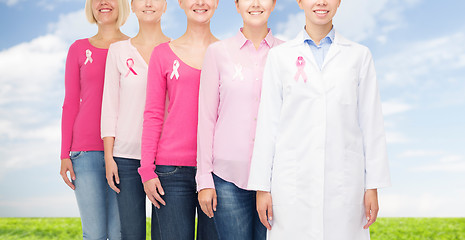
[144,10,154,13]
[249,11,263,15]
[100,9,111,13]
[315,10,328,14]
[194,10,207,13]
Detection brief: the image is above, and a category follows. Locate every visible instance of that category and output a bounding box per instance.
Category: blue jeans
[71,151,121,240]
[114,157,160,240]
[152,165,218,240]
[212,174,266,240]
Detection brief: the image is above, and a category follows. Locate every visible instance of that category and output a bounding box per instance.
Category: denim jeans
[152,165,218,240]
[71,151,121,240]
[114,157,160,240]
[212,174,266,240]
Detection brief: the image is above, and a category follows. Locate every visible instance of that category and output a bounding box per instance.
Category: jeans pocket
[69,151,85,160]
[155,165,179,176]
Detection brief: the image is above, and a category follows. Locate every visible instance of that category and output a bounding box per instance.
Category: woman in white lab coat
[247,0,391,239]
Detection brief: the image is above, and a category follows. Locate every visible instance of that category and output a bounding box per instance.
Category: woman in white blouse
[101,0,170,239]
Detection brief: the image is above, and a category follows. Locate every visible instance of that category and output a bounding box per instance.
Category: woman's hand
[60,158,76,190]
[143,178,166,209]
[105,156,120,193]
[363,189,379,229]
[198,188,217,218]
[257,191,273,230]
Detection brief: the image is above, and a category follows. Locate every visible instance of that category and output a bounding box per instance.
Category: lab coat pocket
[343,150,366,205]
[271,151,297,206]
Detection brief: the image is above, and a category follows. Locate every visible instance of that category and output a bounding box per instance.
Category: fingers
[69,167,76,182]
[267,202,273,222]
[106,173,120,194]
[60,171,75,190]
[147,193,161,209]
[363,202,379,229]
[143,178,166,209]
[258,207,272,230]
[198,189,216,218]
[147,178,166,209]
[60,159,75,190]
[212,194,217,212]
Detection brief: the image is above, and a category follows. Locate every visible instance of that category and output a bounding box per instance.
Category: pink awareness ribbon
[125,58,137,77]
[294,56,307,83]
[84,49,93,65]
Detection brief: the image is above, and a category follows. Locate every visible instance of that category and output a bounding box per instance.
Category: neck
[179,21,215,45]
[133,20,166,43]
[95,23,123,40]
[305,21,333,45]
[242,24,269,49]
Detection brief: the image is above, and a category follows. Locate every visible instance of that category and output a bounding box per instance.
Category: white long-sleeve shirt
[101,39,150,160]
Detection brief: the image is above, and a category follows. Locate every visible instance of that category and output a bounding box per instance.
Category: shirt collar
[234,28,275,49]
[302,26,335,46]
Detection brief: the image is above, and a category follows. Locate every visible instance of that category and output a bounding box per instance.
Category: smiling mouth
[143,10,155,14]
[314,10,329,14]
[99,8,112,13]
[249,11,264,15]
[194,9,207,13]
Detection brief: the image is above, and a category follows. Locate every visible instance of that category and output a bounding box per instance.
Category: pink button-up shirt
[196,30,283,191]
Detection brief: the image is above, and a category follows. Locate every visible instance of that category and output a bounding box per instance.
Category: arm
[358,48,391,227]
[248,50,283,229]
[196,46,220,218]
[101,46,121,193]
[139,47,167,208]
[248,49,283,192]
[358,48,391,190]
[60,42,80,189]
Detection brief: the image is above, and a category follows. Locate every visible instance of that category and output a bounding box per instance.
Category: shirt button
[254,117,257,121]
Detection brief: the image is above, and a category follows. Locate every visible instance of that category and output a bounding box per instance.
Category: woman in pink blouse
[139,0,219,239]
[59,0,129,239]
[196,0,282,239]
[101,0,170,239]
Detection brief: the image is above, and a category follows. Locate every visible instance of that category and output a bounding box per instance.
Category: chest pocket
[325,69,359,105]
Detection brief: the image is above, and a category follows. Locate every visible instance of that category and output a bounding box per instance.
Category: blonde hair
[85,0,130,27]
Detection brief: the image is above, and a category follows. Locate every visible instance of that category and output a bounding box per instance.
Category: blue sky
[1,0,464,217]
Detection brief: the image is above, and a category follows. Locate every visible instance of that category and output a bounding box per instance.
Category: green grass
[0,218,464,239]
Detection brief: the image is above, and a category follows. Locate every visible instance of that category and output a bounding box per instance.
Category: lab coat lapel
[322,31,352,70]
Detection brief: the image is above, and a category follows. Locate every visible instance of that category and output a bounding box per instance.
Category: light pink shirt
[196,30,283,191]
[101,39,154,160]
[139,42,201,183]
[61,39,107,159]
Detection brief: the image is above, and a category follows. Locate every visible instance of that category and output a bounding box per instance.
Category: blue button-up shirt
[303,27,335,70]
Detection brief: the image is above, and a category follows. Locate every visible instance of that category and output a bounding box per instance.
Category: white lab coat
[248,30,391,240]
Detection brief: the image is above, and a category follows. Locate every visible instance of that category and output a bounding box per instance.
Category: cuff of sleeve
[60,152,70,160]
[247,183,271,192]
[196,173,215,192]
[366,181,391,190]
[138,165,158,183]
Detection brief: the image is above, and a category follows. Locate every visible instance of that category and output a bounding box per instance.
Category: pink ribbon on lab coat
[125,58,137,77]
[294,56,307,83]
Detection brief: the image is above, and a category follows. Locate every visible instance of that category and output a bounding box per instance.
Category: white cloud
[274,0,422,42]
[413,155,465,173]
[0,0,20,6]
[399,150,444,158]
[0,194,78,217]
[275,12,305,41]
[382,100,413,116]
[380,191,465,217]
[385,131,410,144]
